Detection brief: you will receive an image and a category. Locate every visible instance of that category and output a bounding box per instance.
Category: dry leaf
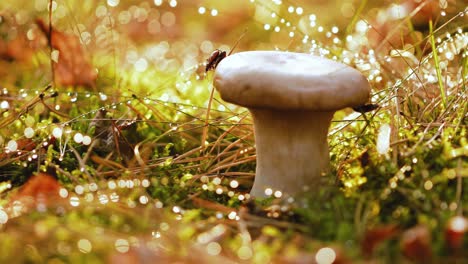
[400,225,432,263]
[0,35,35,62]
[36,18,97,88]
[8,172,63,216]
[361,224,400,257]
[0,15,38,62]
[445,216,468,251]
[15,172,61,199]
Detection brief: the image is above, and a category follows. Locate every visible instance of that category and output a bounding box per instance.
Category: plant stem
[48,0,55,88]
[201,84,215,149]
[346,0,367,35]
[429,20,446,108]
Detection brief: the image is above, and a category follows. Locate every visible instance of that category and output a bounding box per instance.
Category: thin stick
[48,0,55,87]
[201,84,216,149]
[227,28,247,56]
[201,29,248,149]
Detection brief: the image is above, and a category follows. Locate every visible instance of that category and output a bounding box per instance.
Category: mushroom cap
[214,51,371,111]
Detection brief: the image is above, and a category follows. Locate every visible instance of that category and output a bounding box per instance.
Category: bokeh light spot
[206,242,221,255]
[315,247,336,264]
[77,239,92,253]
[115,239,130,253]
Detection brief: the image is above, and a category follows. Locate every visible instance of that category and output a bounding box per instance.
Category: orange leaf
[36,18,97,88]
[0,36,34,62]
[361,224,400,257]
[15,172,62,199]
[400,225,432,263]
[5,173,63,218]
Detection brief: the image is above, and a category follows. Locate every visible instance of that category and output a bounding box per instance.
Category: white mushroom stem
[249,108,335,197]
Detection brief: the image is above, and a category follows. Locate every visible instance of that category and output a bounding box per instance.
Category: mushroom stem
[249,108,335,197]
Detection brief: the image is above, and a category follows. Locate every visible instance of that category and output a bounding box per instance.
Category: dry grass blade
[201,84,216,148]
[207,155,256,175]
[91,154,126,170]
[0,86,51,129]
[428,20,447,107]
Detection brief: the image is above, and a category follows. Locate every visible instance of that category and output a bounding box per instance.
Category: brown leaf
[361,224,400,257]
[0,15,39,62]
[15,138,37,152]
[400,225,432,263]
[3,172,63,219]
[15,172,61,199]
[36,18,97,88]
[445,216,468,251]
[0,35,34,62]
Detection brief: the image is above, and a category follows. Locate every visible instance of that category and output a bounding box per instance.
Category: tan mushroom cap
[214,51,371,111]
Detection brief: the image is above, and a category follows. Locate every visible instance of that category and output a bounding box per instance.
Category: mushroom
[213,51,371,197]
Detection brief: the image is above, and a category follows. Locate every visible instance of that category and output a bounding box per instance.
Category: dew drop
[108,180,117,189]
[59,188,68,198]
[228,211,237,220]
[115,239,130,253]
[82,135,92,145]
[75,185,84,195]
[230,180,239,188]
[73,133,83,144]
[7,140,18,152]
[99,194,109,204]
[70,196,80,207]
[274,190,283,198]
[206,242,221,256]
[77,239,92,253]
[52,127,63,138]
[139,195,149,204]
[0,210,8,224]
[110,192,119,202]
[0,100,9,109]
[315,247,336,264]
[142,179,150,187]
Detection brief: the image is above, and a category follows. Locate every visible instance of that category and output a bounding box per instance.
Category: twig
[68,145,92,179]
[48,0,55,87]
[207,155,256,174]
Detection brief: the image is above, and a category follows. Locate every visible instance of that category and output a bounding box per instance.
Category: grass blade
[428,20,446,108]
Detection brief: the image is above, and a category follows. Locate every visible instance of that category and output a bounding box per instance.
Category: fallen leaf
[361,224,400,257]
[6,172,64,217]
[445,216,468,251]
[15,172,61,199]
[0,35,34,62]
[400,225,432,263]
[36,18,97,88]
[0,15,38,62]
